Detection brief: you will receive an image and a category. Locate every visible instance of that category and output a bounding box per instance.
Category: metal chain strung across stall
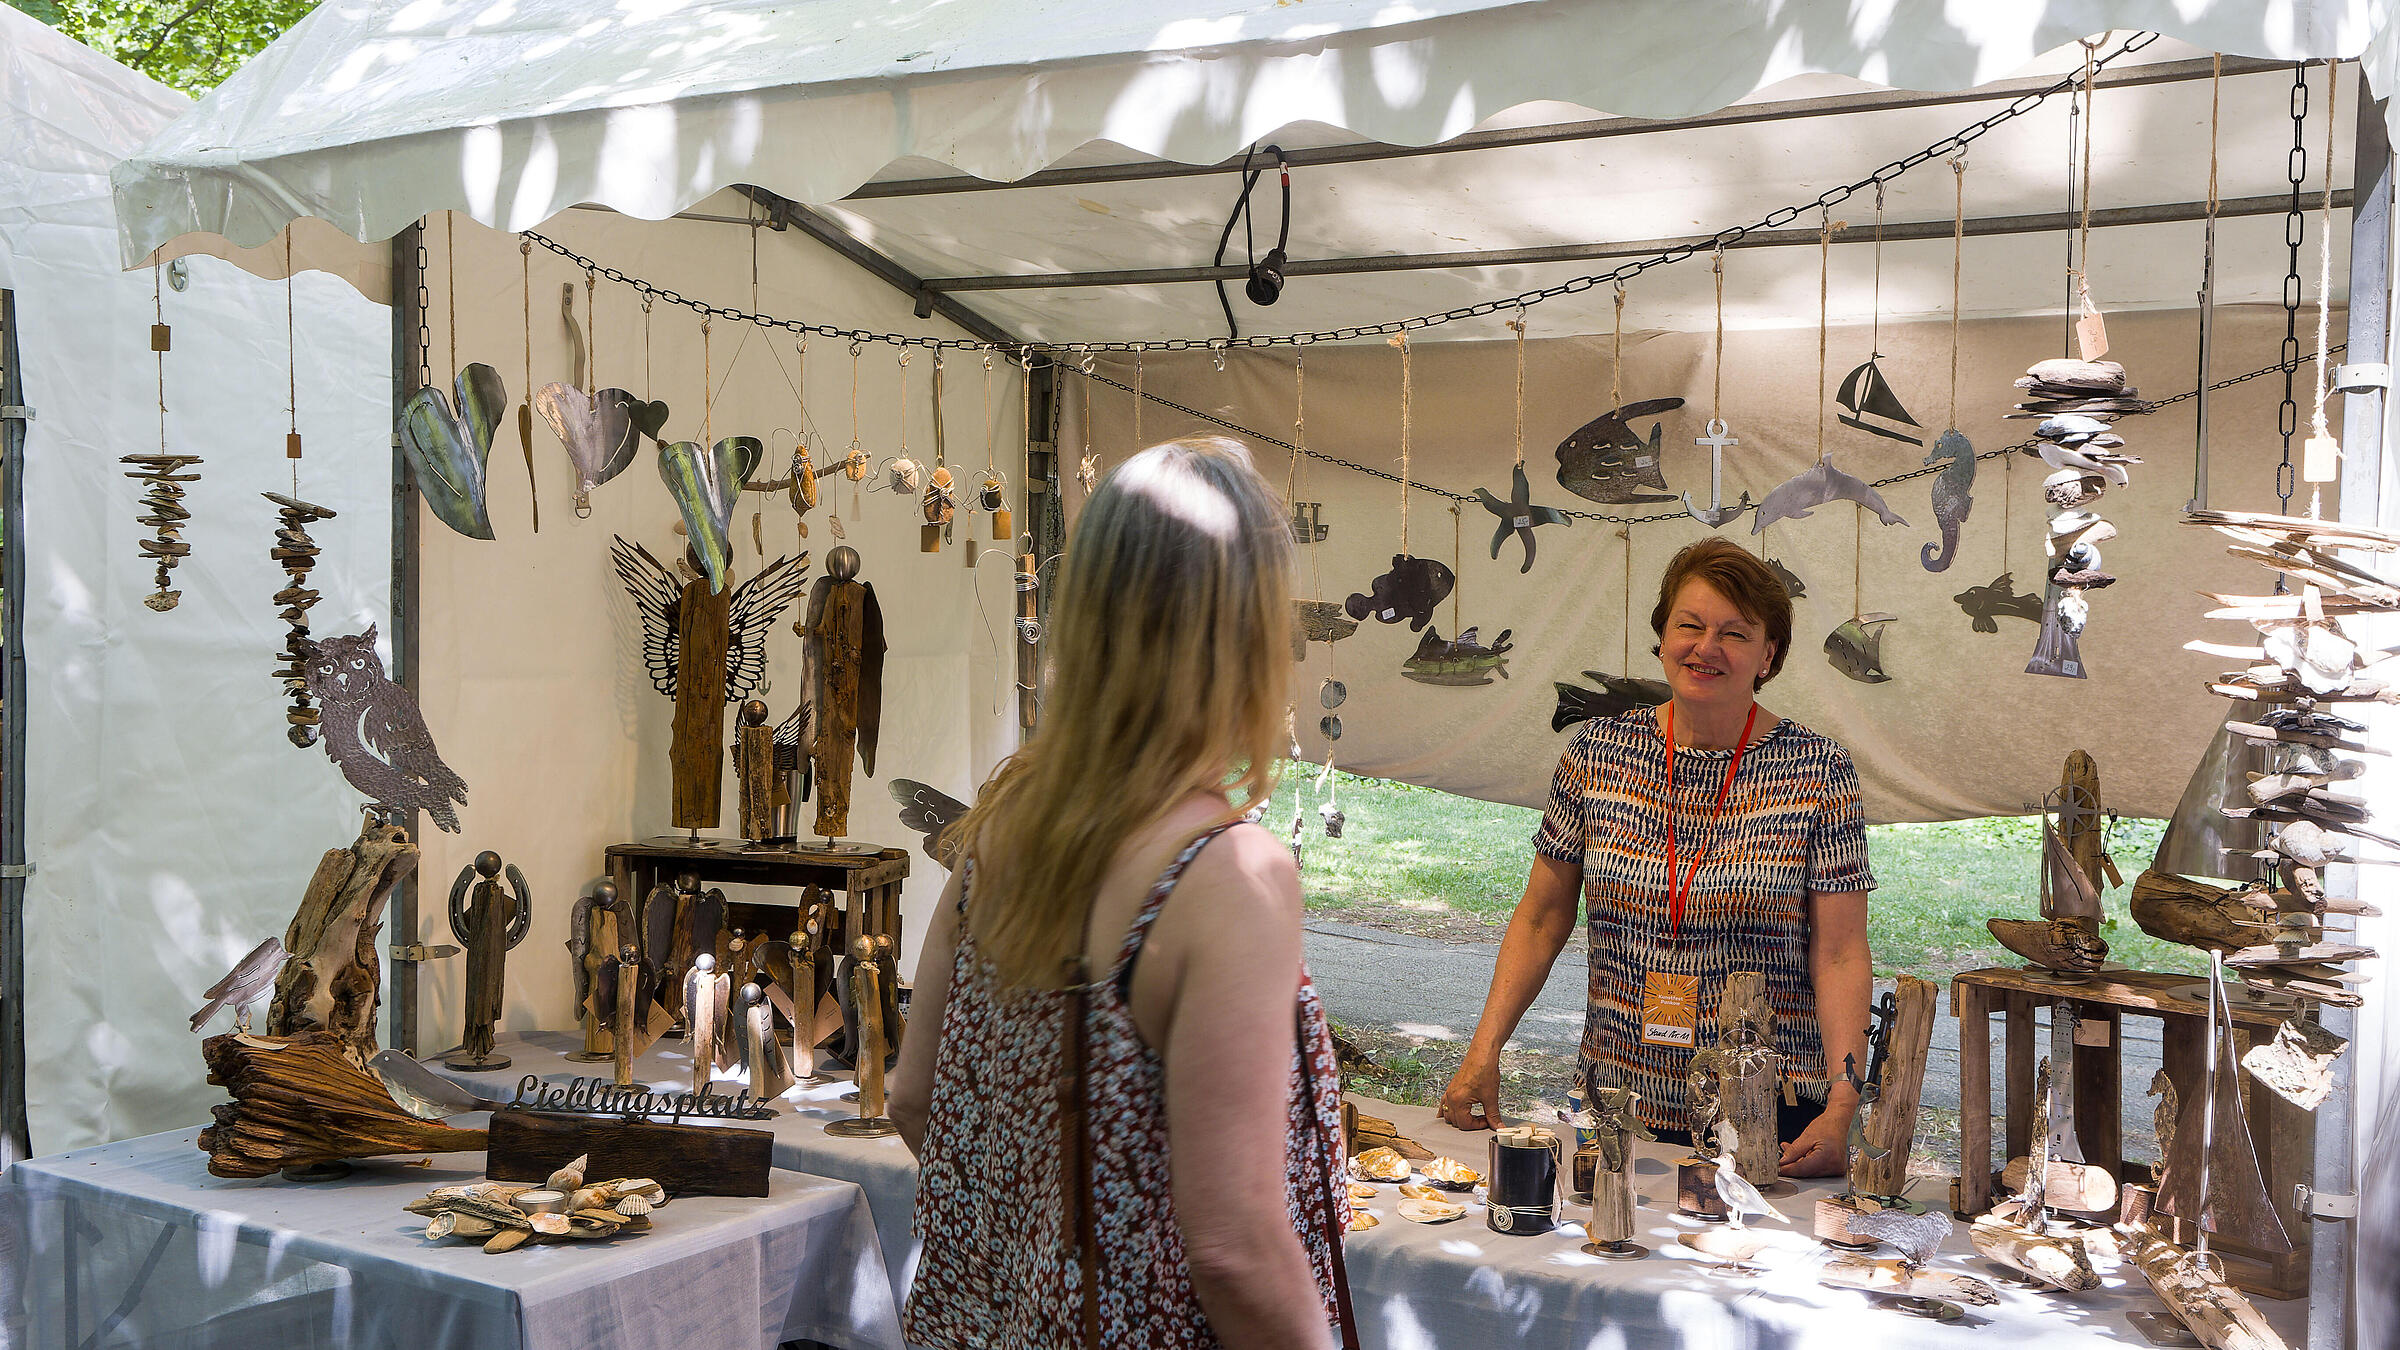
[2276,61,2309,527]
[511,32,2163,357]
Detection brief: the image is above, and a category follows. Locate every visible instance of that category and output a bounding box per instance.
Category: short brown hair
[1649,538,1792,689]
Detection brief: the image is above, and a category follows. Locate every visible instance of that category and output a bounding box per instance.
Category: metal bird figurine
[1708,1123,1786,1230]
[189,937,289,1033]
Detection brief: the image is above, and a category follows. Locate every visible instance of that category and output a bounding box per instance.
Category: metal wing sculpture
[724,553,810,703]
[611,536,684,698]
[890,778,971,867]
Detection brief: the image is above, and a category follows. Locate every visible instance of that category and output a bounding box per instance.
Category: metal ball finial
[827,545,860,581]
[474,850,502,878]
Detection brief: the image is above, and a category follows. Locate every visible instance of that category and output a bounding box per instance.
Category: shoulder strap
[1106,819,1243,992]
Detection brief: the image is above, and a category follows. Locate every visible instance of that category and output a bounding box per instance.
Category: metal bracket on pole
[0,864,30,879]
[0,406,31,422]
[2292,1182,2358,1220]
[2333,362,2389,392]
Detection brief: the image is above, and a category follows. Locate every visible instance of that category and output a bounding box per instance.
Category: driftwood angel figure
[445,850,531,1070]
[613,538,808,833]
[796,546,887,839]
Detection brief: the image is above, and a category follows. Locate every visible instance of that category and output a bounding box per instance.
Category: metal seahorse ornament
[1920,428,1975,572]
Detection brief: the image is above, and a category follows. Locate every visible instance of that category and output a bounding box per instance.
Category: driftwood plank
[265,817,419,1057]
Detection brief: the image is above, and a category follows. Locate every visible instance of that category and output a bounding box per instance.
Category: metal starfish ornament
[1472,464,1573,573]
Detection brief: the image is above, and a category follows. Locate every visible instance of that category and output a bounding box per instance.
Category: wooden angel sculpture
[597,944,664,1089]
[734,978,796,1107]
[797,545,887,839]
[566,880,632,1063]
[826,935,899,1138]
[787,899,835,1083]
[612,537,808,835]
[675,885,728,999]
[1581,1068,1655,1259]
[301,626,469,832]
[683,953,734,1096]
[639,872,700,1021]
[732,699,782,846]
[445,851,531,1071]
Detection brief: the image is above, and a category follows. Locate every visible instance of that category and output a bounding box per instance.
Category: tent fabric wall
[1072,306,2328,824]
[108,1,2394,270]
[0,9,392,1154]
[403,198,1022,1060]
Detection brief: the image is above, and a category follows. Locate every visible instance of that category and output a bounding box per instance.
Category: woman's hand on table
[1778,1101,1853,1177]
[1436,1055,1502,1130]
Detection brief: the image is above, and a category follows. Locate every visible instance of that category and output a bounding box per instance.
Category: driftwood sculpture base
[1859,975,1939,1195]
[1676,1158,1729,1221]
[2001,1155,2121,1213]
[199,1031,485,1178]
[1818,1254,2001,1306]
[1968,1205,2102,1292]
[2121,1223,2290,1350]
[265,817,420,1057]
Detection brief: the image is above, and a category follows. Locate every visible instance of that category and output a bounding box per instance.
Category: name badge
[1639,970,1699,1047]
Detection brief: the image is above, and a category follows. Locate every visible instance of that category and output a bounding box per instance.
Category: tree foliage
[8,0,317,98]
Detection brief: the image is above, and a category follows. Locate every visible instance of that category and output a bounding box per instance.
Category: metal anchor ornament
[1684,420,1752,529]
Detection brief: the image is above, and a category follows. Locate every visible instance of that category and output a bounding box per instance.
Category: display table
[604,836,909,939]
[450,1030,2307,1350]
[4,1125,905,1350]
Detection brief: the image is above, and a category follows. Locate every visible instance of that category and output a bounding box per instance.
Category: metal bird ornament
[302,626,469,832]
[1919,429,1975,571]
[189,937,289,1033]
[1473,464,1572,572]
[1707,1122,1786,1230]
[1291,599,1360,662]
[1554,398,1684,504]
[890,779,970,867]
[659,435,765,593]
[398,363,506,540]
[1751,455,1908,534]
[1346,555,1454,632]
[1846,1204,1954,1270]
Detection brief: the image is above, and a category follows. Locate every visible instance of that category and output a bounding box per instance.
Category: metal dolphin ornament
[1554,398,1684,504]
[659,434,765,593]
[1751,455,1908,535]
[1824,613,1898,684]
[398,362,506,539]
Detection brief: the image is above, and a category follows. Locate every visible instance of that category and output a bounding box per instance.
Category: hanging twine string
[1285,352,1307,503]
[642,297,654,396]
[2310,57,2339,520]
[1390,332,1414,553]
[2076,39,2100,281]
[154,257,167,453]
[520,239,532,409]
[1710,249,1726,420]
[1948,159,1966,425]
[287,231,301,494]
[848,340,864,463]
[1817,211,1841,460]
[897,349,911,464]
[2207,54,2222,217]
[1612,281,1628,412]
[1451,502,1463,632]
[1621,527,1633,672]
[702,316,713,442]
[1133,353,1145,447]
[1510,306,1528,469]
[982,352,996,474]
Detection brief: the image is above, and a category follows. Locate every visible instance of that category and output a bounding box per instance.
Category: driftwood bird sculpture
[190,937,290,1033]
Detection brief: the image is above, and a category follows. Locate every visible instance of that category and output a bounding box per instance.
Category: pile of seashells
[404,1154,669,1254]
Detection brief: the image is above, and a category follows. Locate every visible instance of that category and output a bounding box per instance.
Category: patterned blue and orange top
[1534,705,1875,1132]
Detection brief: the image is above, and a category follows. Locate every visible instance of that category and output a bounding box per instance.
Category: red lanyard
[1660,702,1757,946]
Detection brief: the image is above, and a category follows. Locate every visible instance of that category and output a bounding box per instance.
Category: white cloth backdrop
[0,9,392,1154]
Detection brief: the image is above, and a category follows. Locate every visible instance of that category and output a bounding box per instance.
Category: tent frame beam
[844,54,2297,202]
[914,190,2352,293]
[734,187,1022,349]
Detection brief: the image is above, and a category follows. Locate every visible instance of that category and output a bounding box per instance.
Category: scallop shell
[1345,1182,1378,1201]
[1421,1157,1481,1190]
[1348,1209,1380,1232]
[1350,1147,1409,1182]
[546,1154,590,1191]
[615,1194,655,1218]
[1396,1197,1466,1224]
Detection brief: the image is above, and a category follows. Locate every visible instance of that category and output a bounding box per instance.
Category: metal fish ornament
[1290,599,1360,661]
[659,434,764,593]
[1766,558,1807,599]
[1952,573,2043,632]
[1919,429,1975,572]
[1824,613,1898,684]
[535,383,650,517]
[1346,555,1455,632]
[1751,455,1908,534]
[1554,398,1684,504]
[1550,670,1672,731]
[1401,626,1514,686]
[398,362,506,539]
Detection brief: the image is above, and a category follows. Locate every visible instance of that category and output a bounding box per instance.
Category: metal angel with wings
[612,537,809,834]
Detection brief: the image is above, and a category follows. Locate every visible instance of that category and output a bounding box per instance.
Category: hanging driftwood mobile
[264,493,337,746]
[121,454,202,611]
[302,627,469,833]
[2019,369,2145,679]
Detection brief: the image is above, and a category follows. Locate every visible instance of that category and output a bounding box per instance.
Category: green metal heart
[659,434,763,592]
[398,363,504,539]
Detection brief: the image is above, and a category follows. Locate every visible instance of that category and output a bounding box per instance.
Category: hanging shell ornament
[839,444,871,481]
[886,456,924,495]
[398,362,506,540]
[658,435,763,594]
[923,466,955,526]
[792,445,821,511]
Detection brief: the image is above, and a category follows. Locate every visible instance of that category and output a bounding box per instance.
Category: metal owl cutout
[301,626,469,832]
[398,363,506,540]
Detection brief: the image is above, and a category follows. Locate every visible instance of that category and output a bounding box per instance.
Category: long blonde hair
[953,436,1295,988]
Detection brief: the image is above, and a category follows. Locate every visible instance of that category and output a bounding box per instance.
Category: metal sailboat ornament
[1835,355,1924,445]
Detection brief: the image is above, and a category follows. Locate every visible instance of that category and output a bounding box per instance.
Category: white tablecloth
[451,1032,2311,1350]
[1,1125,903,1350]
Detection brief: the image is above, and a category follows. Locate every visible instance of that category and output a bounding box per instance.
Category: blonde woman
[892,437,1355,1350]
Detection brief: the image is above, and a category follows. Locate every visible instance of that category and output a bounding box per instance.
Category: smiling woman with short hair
[1438,538,1875,1175]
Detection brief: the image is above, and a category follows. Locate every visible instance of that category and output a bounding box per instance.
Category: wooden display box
[604,836,909,950]
[1950,966,2311,1299]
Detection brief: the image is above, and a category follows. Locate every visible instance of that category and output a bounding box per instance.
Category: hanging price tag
[2303,434,2341,483]
[2074,275,2110,361]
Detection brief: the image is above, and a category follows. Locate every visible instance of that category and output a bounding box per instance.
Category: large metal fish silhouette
[1752,455,1908,534]
[1952,573,2042,633]
[1401,626,1514,686]
[398,363,506,540]
[1554,398,1684,504]
[659,435,764,593]
[1346,555,1454,632]
[1551,670,1672,731]
[1824,613,1897,684]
